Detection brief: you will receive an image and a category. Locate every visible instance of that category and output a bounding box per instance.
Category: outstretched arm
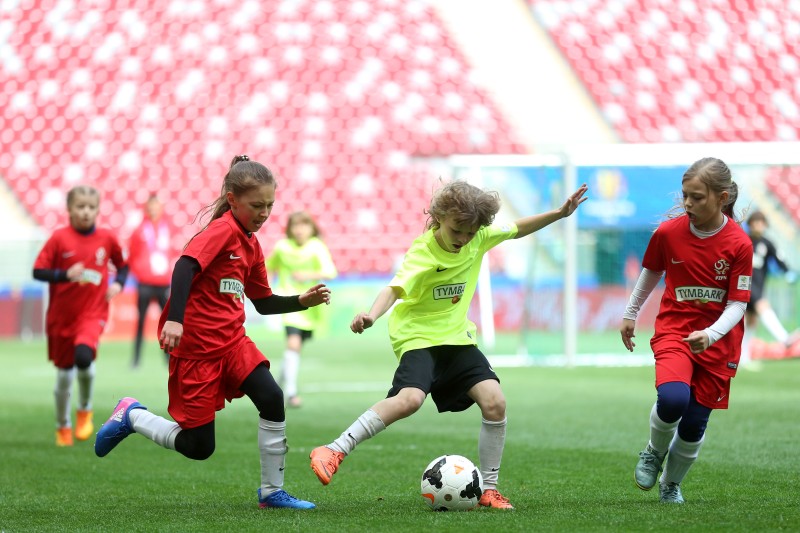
[252,284,331,314]
[351,285,401,333]
[514,184,588,239]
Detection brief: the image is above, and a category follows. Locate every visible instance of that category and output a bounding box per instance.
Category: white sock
[258,418,287,496]
[759,308,789,344]
[55,367,75,428]
[76,363,95,411]
[282,350,300,398]
[479,418,507,490]
[741,323,754,365]
[649,402,678,456]
[662,435,704,485]
[129,409,180,450]
[329,409,386,455]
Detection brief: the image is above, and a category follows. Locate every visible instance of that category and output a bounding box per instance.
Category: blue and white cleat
[634,444,665,491]
[659,482,685,504]
[94,397,146,457]
[258,488,316,509]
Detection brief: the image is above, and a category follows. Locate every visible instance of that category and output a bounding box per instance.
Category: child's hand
[299,283,331,307]
[351,312,374,333]
[106,281,122,301]
[683,330,710,354]
[560,183,589,218]
[620,318,636,352]
[66,262,85,282]
[160,320,184,353]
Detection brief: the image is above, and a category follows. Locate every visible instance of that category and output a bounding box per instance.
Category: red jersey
[644,215,753,376]
[33,226,126,337]
[158,211,273,359]
[128,218,173,286]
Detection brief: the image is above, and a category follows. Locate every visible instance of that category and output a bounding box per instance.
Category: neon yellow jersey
[266,237,337,331]
[387,222,518,359]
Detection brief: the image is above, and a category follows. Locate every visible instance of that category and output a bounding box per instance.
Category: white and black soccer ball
[420,454,483,511]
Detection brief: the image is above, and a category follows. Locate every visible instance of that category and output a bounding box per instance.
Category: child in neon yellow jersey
[310,180,588,509]
[267,211,337,407]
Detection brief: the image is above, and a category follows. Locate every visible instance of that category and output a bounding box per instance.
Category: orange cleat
[75,410,94,441]
[479,489,514,510]
[56,427,73,447]
[309,446,345,485]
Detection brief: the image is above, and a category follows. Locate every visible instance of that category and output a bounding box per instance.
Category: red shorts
[167,337,269,429]
[47,318,105,369]
[655,342,732,409]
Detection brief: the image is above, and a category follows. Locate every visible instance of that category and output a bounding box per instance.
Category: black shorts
[285,326,312,342]
[386,345,499,413]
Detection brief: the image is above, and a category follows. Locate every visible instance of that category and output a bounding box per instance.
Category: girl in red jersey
[33,185,129,447]
[620,158,753,504]
[94,155,330,510]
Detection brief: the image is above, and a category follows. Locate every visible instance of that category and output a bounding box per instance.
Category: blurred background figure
[267,211,337,408]
[128,195,173,368]
[741,211,798,368]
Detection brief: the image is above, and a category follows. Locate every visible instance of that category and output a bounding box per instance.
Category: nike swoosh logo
[671,258,684,264]
[436,267,447,272]
[717,395,726,402]
[62,251,76,258]
[230,254,241,260]
[490,467,499,472]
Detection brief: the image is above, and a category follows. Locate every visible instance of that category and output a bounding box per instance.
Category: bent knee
[176,431,216,460]
[187,441,215,461]
[480,396,506,420]
[396,389,426,416]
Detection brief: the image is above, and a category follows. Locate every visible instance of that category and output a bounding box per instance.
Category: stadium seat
[528,0,800,215]
[2,1,526,273]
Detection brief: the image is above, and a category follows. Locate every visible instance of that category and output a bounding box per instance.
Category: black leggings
[174,363,285,460]
[132,284,169,365]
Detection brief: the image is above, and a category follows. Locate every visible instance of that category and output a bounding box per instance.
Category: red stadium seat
[529,0,799,214]
[3,1,526,272]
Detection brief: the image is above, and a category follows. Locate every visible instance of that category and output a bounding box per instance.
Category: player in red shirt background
[620,158,753,504]
[32,185,129,447]
[94,155,330,510]
[127,194,174,368]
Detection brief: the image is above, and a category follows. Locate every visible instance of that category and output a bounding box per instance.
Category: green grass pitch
[1,330,798,532]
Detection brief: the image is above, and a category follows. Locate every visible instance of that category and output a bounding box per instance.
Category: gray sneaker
[659,482,684,504]
[634,445,665,491]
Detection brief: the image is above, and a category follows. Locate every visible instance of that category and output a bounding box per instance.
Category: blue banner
[577,166,684,229]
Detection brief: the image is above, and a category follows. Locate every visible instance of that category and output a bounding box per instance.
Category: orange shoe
[309,446,345,485]
[479,489,514,510]
[75,410,94,441]
[56,427,73,447]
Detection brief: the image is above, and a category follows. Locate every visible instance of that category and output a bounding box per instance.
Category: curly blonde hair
[425,180,501,231]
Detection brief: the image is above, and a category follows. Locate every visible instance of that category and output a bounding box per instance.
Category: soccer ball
[420,454,483,511]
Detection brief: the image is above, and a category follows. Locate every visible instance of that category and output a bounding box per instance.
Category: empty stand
[530,0,799,144]
[530,0,800,218]
[0,0,526,273]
